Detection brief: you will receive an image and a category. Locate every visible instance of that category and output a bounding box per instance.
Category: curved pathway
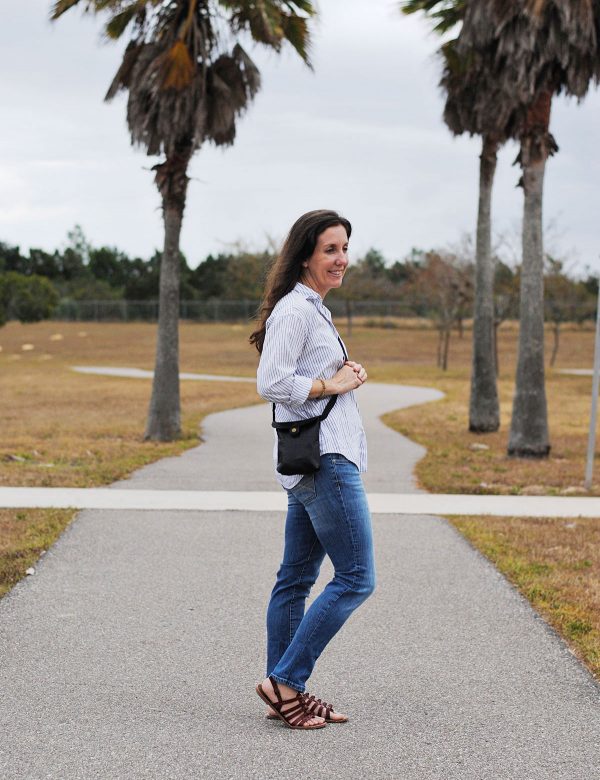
[0,373,599,779]
[109,380,442,494]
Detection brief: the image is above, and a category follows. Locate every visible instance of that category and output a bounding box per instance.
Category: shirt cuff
[289,375,313,407]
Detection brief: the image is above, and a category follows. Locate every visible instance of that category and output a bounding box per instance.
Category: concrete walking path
[2,486,600,518]
[1,380,599,779]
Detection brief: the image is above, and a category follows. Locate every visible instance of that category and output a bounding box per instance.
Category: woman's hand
[344,360,367,385]
[329,362,367,395]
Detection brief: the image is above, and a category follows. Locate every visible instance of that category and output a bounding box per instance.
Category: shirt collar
[294,281,322,303]
[293,281,334,324]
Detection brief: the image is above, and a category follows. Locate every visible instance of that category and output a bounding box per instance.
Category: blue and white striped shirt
[257,282,368,490]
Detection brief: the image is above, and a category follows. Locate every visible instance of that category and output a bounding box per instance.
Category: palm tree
[51,0,315,441]
[441,40,518,432]
[458,1,599,457]
[402,0,503,432]
[404,0,600,454]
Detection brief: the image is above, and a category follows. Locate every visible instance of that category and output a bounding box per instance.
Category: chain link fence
[50,298,598,326]
[51,299,420,323]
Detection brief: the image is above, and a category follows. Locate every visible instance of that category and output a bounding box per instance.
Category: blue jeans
[266,453,376,692]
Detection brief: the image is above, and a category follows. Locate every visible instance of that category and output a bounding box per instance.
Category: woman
[249,209,376,730]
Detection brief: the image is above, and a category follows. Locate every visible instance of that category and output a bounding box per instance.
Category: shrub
[0,272,59,324]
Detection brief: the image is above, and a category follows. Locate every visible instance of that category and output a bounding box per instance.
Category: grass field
[0,321,261,598]
[1,318,599,678]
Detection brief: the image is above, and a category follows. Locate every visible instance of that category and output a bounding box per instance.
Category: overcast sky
[2,0,599,273]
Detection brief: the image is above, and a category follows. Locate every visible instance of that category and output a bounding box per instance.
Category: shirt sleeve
[257,313,313,407]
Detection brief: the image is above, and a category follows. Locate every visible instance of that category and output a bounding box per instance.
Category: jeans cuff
[269,673,305,693]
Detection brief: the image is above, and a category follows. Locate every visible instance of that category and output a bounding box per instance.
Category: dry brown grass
[448,515,600,679]
[0,321,262,597]
[2,319,600,682]
[340,323,598,495]
[0,321,260,487]
[0,507,75,599]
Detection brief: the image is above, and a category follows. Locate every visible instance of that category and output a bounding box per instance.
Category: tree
[189,253,230,299]
[407,250,473,370]
[0,272,59,324]
[457,1,599,457]
[0,242,28,275]
[330,248,394,333]
[124,253,161,301]
[492,259,519,375]
[27,248,63,279]
[544,256,594,367]
[443,40,513,428]
[89,246,133,292]
[51,0,315,441]
[225,250,272,300]
[405,1,600,453]
[402,0,506,432]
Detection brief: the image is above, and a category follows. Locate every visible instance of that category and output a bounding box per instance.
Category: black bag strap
[272,333,348,425]
[336,335,347,360]
[272,393,337,428]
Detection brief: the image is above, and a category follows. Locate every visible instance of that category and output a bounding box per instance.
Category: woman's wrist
[309,377,337,398]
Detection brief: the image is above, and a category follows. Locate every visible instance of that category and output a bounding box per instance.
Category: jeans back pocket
[290,473,317,506]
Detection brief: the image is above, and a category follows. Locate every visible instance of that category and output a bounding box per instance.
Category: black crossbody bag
[271,337,347,476]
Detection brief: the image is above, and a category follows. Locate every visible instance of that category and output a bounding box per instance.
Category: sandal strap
[269,676,284,705]
[288,707,314,727]
[303,693,334,719]
[267,678,319,727]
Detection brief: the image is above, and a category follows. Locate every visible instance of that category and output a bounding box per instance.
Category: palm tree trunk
[493,320,499,376]
[442,327,450,370]
[550,322,559,367]
[144,148,192,441]
[469,134,500,432]
[508,91,555,457]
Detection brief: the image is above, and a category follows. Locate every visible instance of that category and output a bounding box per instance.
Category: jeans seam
[302,581,353,647]
[291,474,317,505]
[330,458,360,574]
[288,537,320,646]
[301,460,358,646]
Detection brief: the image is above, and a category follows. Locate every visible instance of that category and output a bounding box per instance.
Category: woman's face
[301,224,349,298]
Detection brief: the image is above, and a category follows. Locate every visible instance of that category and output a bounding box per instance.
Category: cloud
[2,0,599,271]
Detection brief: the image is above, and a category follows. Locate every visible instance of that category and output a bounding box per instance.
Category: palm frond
[205,44,261,145]
[400,0,465,34]
[280,12,311,65]
[228,1,283,48]
[104,3,144,39]
[283,0,315,16]
[50,0,83,20]
[158,40,195,90]
[460,0,598,100]
[56,0,316,161]
[105,40,143,99]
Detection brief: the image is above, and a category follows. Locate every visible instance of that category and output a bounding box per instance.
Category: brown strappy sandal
[266,691,348,723]
[256,677,327,730]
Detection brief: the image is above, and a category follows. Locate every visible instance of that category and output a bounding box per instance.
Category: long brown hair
[249,209,352,353]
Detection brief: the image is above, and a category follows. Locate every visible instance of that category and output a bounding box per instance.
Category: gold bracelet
[316,378,326,399]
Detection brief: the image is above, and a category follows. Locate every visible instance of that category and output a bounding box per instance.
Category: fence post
[584,282,600,489]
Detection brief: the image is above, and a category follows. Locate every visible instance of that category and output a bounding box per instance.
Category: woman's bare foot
[265,688,348,722]
[259,677,325,727]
